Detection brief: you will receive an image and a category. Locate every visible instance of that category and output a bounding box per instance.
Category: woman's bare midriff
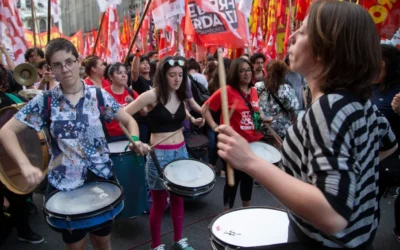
[150,129,185,146]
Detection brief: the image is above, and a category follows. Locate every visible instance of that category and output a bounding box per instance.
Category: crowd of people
[0,1,399,250]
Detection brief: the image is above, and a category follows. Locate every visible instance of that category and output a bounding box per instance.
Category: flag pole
[47,0,51,44]
[92,12,106,55]
[30,0,38,67]
[176,16,180,53]
[124,0,153,64]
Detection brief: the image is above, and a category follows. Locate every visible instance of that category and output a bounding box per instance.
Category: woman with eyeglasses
[0,38,150,250]
[125,56,204,250]
[201,57,263,210]
[215,1,397,249]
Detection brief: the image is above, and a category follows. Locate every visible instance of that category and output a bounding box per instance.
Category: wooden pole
[124,0,153,64]
[47,0,51,44]
[176,18,180,53]
[217,48,235,187]
[30,0,38,67]
[92,12,106,55]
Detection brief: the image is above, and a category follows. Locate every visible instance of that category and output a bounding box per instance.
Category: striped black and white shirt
[282,90,397,248]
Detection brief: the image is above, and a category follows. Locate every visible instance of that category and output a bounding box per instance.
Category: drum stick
[150,128,184,149]
[265,124,283,148]
[119,122,138,148]
[217,48,235,187]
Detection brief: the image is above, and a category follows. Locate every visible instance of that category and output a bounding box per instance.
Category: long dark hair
[226,58,254,93]
[153,56,188,105]
[379,44,400,91]
[264,60,288,94]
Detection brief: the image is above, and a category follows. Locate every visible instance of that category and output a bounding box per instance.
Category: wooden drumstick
[119,122,138,148]
[217,48,235,187]
[228,99,238,120]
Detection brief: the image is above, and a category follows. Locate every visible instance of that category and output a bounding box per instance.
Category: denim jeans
[145,144,189,190]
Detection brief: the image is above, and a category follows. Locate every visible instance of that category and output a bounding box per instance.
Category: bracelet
[131,135,140,142]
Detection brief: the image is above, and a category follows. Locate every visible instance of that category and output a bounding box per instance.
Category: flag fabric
[283,3,291,56]
[295,0,310,21]
[0,0,28,64]
[265,0,278,60]
[141,1,157,52]
[96,0,121,13]
[105,5,122,63]
[184,0,250,49]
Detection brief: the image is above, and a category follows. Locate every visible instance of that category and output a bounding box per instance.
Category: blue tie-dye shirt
[15,83,120,190]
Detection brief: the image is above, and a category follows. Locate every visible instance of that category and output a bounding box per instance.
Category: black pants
[0,183,31,243]
[378,153,400,230]
[222,160,254,208]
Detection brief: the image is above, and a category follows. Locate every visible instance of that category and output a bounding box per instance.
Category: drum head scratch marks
[164,160,215,188]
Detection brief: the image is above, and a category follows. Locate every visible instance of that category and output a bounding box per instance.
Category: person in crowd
[202,57,263,210]
[24,48,44,65]
[204,60,217,83]
[250,53,266,82]
[149,60,159,80]
[284,54,306,110]
[82,55,110,88]
[0,42,15,70]
[125,56,204,250]
[131,50,152,143]
[146,51,159,62]
[392,91,400,243]
[215,1,397,249]
[0,61,44,246]
[0,38,150,250]
[187,58,208,89]
[371,44,400,241]
[255,60,299,139]
[35,59,58,90]
[104,62,146,142]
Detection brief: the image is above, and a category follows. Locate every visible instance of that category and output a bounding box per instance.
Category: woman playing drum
[125,56,204,250]
[0,38,150,250]
[216,1,398,249]
[201,58,263,210]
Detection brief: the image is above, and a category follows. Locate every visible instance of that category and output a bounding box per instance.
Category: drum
[249,142,281,165]
[44,180,124,232]
[109,140,147,218]
[163,159,215,199]
[185,133,209,162]
[209,207,290,249]
[0,105,50,194]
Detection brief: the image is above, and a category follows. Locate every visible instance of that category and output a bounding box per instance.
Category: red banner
[24,26,84,55]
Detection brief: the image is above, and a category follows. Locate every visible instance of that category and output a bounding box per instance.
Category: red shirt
[84,77,111,89]
[206,86,263,142]
[104,86,139,137]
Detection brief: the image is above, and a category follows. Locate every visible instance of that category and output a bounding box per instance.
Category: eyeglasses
[239,69,252,74]
[165,59,185,67]
[50,59,77,74]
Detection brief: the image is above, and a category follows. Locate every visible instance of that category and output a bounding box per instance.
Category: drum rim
[186,134,209,148]
[165,182,215,199]
[44,180,124,219]
[249,141,282,164]
[208,206,288,249]
[163,158,216,189]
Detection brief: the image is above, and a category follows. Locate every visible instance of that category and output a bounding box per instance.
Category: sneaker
[17,231,44,244]
[150,244,166,250]
[393,229,400,243]
[172,238,194,250]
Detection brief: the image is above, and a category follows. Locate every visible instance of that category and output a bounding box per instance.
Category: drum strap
[43,88,110,141]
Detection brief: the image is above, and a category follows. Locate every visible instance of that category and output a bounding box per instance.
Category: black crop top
[147,102,186,133]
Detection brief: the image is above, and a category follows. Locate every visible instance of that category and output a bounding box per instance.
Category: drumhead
[45,182,122,216]
[249,142,281,164]
[164,159,215,188]
[210,207,289,248]
[108,141,130,154]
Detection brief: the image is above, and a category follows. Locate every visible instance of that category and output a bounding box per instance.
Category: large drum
[249,142,281,165]
[0,104,50,194]
[44,180,124,232]
[109,140,147,218]
[185,133,209,162]
[209,207,291,249]
[163,159,215,199]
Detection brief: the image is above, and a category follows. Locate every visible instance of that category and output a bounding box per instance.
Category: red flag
[283,5,291,56]
[0,0,28,64]
[295,0,310,21]
[184,0,249,49]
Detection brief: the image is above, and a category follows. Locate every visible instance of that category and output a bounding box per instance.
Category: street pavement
[2,176,399,250]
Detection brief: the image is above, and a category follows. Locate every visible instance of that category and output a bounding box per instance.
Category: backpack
[188,74,210,106]
[43,87,110,141]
